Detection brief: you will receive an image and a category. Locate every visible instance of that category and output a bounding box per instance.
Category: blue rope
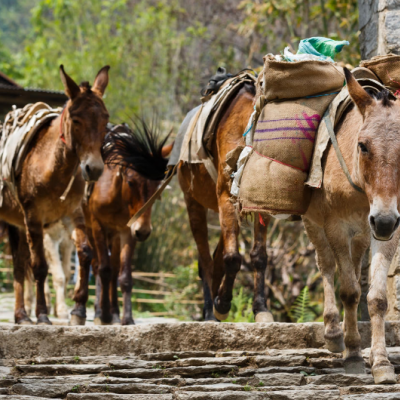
[305,91,340,99]
[243,123,253,137]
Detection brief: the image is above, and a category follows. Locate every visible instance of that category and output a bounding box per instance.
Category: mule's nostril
[370,215,376,228]
[85,164,91,174]
[395,217,400,232]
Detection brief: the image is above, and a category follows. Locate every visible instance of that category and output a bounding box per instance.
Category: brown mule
[83,121,172,325]
[303,69,400,383]
[178,82,273,322]
[4,65,110,325]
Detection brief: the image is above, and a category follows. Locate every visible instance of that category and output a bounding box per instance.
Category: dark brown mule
[4,65,110,325]
[83,121,171,325]
[178,82,273,322]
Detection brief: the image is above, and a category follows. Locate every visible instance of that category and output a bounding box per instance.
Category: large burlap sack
[253,94,336,171]
[239,93,336,216]
[360,54,400,89]
[263,56,345,101]
[239,151,311,215]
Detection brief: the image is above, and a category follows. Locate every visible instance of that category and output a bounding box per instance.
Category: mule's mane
[103,118,170,181]
[374,89,393,108]
[80,81,92,92]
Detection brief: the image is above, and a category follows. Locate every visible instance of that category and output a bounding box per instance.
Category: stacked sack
[238,41,346,218]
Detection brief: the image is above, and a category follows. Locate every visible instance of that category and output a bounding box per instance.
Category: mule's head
[345,68,400,240]
[60,65,110,182]
[103,120,172,242]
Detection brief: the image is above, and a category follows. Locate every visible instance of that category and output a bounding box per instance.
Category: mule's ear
[161,142,174,158]
[59,65,80,100]
[344,67,374,117]
[92,65,110,97]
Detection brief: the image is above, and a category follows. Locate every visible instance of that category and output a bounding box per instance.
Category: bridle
[59,108,67,145]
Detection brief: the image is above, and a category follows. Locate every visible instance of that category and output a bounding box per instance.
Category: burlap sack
[263,56,345,101]
[360,54,400,89]
[239,93,336,216]
[239,151,311,215]
[253,94,336,171]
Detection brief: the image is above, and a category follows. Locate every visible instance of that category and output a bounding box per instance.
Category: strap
[127,163,178,227]
[323,110,364,193]
[60,162,79,201]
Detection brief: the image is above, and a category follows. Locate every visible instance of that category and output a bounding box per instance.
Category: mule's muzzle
[369,214,400,241]
[81,158,104,182]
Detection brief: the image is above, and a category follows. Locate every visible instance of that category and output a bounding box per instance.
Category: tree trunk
[358,0,400,59]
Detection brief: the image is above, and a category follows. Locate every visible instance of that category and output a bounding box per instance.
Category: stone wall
[358,0,400,59]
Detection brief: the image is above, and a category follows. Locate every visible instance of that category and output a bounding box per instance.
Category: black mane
[103,117,170,181]
[374,89,393,108]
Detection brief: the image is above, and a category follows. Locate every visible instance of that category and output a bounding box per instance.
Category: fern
[290,286,315,323]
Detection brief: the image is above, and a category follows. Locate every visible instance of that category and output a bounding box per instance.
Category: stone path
[1,323,400,399]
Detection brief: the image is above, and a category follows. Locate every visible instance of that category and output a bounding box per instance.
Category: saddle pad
[0,102,61,204]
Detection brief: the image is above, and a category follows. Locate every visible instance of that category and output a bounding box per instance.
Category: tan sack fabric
[239,93,336,216]
[239,151,311,216]
[360,54,400,89]
[263,56,345,101]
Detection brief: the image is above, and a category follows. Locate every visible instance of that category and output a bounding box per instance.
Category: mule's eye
[72,119,81,125]
[128,180,134,188]
[358,142,368,154]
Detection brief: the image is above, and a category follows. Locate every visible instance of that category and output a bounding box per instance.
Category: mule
[303,68,400,384]
[5,65,110,325]
[83,121,171,325]
[177,82,273,322]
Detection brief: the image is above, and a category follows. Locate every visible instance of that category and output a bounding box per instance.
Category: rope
[323,109,364,193]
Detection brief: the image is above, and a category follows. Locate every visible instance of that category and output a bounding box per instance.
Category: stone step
[106,364,238,378]
[17,355,136,366]
[0,396,62,400]
[306,373,376,386]
[339,384,400,395]
[141,351,215,361]
[15,364,110,376]
[173,390,341,399]
[4,322,400,359]
[67,395,173,400]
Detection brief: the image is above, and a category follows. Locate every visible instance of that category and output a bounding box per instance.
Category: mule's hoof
[70,315,86,326]
[325,336,345,353]
[37,314,52,325]
[17,318,34,325]
[213,305,229,321]
[94,317,102,326]
[255,311,274,323]
[372,364,397,384]
[112,315,121,325]
[122,318,135,326]
[344,356,366,374]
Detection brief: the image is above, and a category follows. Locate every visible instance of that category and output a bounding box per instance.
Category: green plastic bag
[297,37,349,60]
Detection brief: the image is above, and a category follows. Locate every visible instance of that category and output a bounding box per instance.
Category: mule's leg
[110,236,121,325]
[70,212,93,326]
[212,234,224,300]
[324,221,365,372]
[303,218,344,352]
[213,190,241,321]
[91,256,103,325]
[251,213,273,322]
[23,268,34,318]
[44,233,68,319]
[118,230,135,325]
[60,232,74,305]
[10,225,33,325]
[91,217,112,324]
[23,216,51,325]
[184,193,216,321]
[368,234,400,384]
